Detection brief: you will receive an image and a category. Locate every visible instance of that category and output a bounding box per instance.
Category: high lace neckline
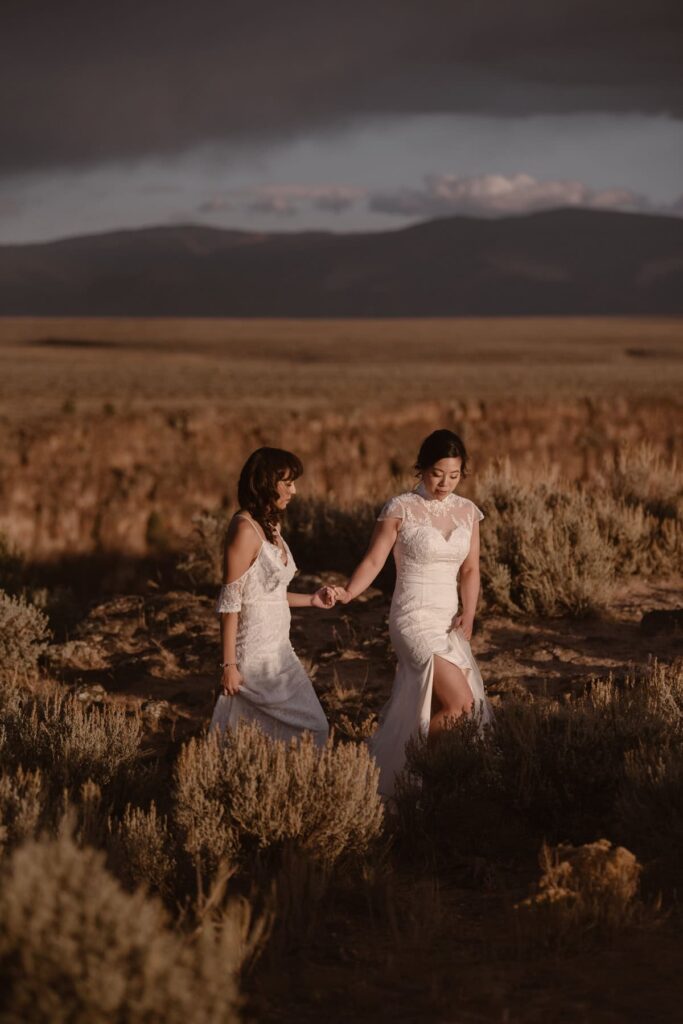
[415,481,454,505]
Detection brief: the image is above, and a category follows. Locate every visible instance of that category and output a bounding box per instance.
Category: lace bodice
[378,486,483,575]
[216,536,296,613]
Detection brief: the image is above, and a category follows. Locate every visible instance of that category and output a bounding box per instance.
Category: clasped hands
[310,585,352,609]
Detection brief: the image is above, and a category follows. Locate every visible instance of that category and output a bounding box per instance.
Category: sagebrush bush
[0,829,243,1023]
[1,689,142,793]
[397,661,683,882]
[108,802,177,896]
[477,459,682,616]
[514,839,642,949]
[0,589,50,678]
[606,442,682,520]
[0,767,49,855]
[174,724,383,874]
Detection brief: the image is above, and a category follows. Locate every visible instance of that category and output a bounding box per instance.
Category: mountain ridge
[1,208,682,316]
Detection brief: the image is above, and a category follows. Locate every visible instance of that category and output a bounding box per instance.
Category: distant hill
[1,208,682,316]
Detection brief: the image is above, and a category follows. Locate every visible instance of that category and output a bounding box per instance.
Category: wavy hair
[237,447,303,542]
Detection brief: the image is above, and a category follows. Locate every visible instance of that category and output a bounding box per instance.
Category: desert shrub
[499,663,683,849]
[177,510,230,587]
[174,724,383,875]
[605,442,682,521]
[0,589,50,679]
[477,470,616,616]
[398,662,683,876]
[514,839,642,950]
[0,767,50,855]
[1,689,142,793]
[0,829,243,1024]
[615,741,683,892]
[108,802,177,897]
[395,714,528,864]
[477,462,683,616]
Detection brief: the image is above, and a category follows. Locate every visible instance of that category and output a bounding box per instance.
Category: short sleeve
[471,501,484,524]
[216,579,243,613]
[377,496,405,523]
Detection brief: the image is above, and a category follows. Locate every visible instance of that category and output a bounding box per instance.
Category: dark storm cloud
[2,0,681,173]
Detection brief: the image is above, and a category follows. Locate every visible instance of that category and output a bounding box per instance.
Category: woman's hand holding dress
[451,613,474,641]
[221,664,243,695]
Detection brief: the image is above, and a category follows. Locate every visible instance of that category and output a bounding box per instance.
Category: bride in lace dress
[335,430,493,796]
[210,447,332,747]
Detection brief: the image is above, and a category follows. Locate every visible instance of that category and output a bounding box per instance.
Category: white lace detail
[216,579,244,613]
[210,531,329,746]
[378,486,483,539]
[378,496,405,522]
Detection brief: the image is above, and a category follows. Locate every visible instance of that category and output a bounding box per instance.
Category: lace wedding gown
[209,518,329,746]
[369,484,494,796]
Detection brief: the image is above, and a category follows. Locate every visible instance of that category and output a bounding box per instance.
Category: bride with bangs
[210,447,333,746]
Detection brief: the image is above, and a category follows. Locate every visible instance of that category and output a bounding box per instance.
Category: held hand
[332,586,352,604]
[221,664,242,696]
[451,614,474,641]
[311,586,336,609]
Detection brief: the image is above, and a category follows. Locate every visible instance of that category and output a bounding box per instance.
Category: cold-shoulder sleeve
[216,578,244,613]
[377,495,405,522]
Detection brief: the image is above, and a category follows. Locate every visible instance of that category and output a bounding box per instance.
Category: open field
[1,316,682,557]
[2,316,683,415]
[1,316,683,1022]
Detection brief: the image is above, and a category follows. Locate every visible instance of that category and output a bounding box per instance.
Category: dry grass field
[1,315,683,1022]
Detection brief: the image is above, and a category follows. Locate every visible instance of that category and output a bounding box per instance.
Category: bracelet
[219,661,238,669]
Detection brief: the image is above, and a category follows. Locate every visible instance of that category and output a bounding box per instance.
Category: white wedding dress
[369,484,494,796]
[209,518,329,746]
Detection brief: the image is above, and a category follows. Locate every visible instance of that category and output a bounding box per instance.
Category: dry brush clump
[0,688,143,795]
[0,766,50,856]
[514,839,643,950]
[174,723,383,875]
[477,453,682,617]
[0,589,50,679]
[0,829,243,1024]
[397,661,683,883]
[108,802,178,898]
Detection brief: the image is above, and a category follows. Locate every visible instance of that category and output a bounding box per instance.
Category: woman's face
[421,457,462,500]
[275,474,297,509]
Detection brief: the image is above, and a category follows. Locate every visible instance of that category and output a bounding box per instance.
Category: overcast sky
[1,0,681,242]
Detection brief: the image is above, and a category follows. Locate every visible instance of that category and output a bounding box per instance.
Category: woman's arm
[453,519,481,641]
[336,518,400,602]
[219,518,261,695]
[287,588,335,608]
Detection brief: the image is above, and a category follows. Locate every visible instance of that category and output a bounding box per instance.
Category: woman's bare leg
[429,655,474,736]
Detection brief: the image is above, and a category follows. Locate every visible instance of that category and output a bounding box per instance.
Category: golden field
[1,316,683,1022]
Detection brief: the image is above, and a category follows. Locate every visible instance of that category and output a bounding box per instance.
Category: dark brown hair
[237,447,303,542]
[414,429,469,478]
